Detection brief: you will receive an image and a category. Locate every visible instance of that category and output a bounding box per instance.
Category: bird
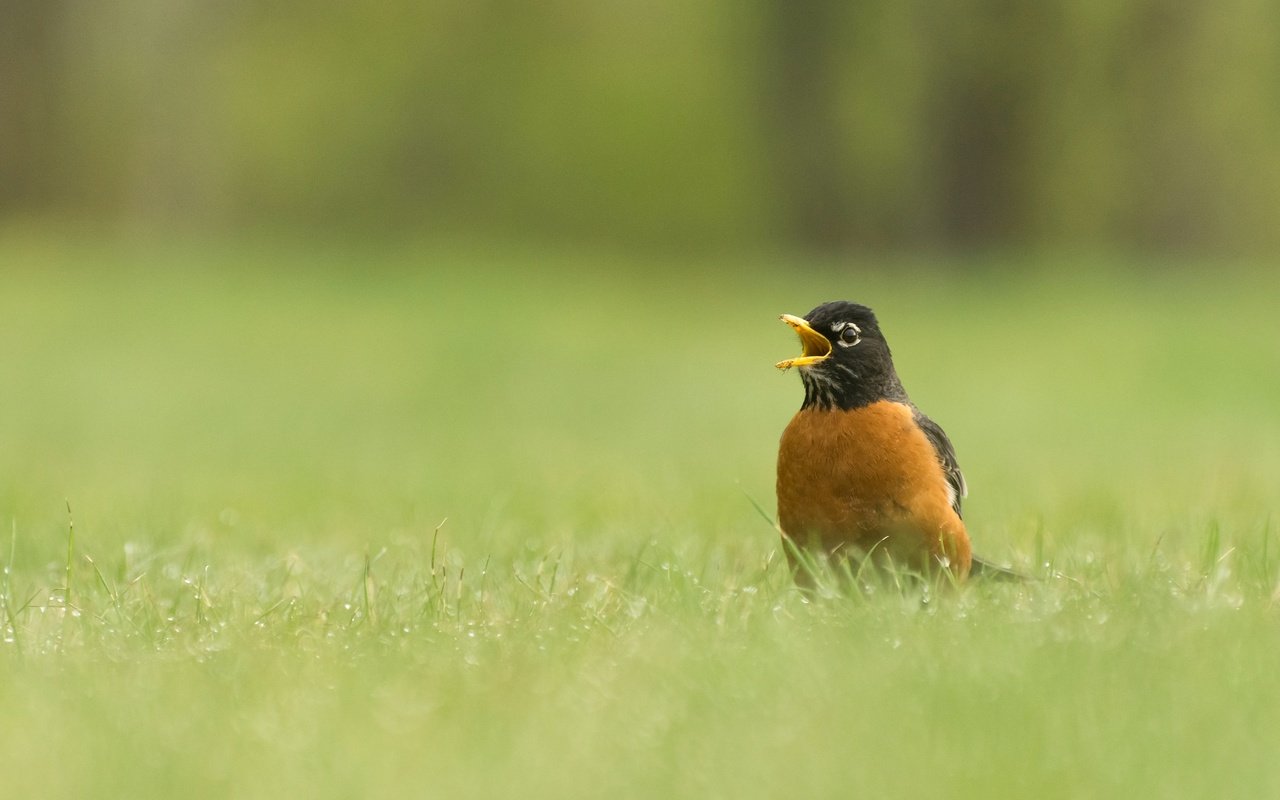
[774,300,1016,584]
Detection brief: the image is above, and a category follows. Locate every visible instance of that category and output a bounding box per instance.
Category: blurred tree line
[3,0,1278,253]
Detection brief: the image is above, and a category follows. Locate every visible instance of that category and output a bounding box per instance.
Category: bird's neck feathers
[800,360,908,411]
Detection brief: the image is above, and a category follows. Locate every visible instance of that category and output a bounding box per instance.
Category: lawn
[1,234,1278,798]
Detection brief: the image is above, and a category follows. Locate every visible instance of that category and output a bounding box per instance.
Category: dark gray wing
[913,407,1028,580]
[911,408,967,519]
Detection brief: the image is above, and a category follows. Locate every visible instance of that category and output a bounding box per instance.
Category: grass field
[1,234,1278,798]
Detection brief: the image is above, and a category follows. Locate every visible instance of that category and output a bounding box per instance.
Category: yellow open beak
[776,314,832,369]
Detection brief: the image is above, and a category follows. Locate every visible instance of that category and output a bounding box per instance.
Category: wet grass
[0,235,1278,797]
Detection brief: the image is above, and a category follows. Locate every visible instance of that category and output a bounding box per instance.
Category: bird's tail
[970,555,1031,581]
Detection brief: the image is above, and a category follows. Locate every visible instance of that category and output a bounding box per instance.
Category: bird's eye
[838,323,862,347]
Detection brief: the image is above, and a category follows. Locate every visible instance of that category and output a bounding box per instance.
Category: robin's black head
[776,301,907,410]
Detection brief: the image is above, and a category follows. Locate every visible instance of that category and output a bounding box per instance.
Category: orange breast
[776,400,971,577]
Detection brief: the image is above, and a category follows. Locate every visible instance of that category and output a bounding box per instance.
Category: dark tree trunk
[0,1,64,214]
[758,0,851,250]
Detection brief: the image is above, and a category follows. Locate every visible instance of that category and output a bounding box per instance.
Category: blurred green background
[5,6,1280,798]
[4,0,1279,253]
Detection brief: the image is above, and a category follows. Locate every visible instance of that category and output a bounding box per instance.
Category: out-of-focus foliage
[3,0,1278,253]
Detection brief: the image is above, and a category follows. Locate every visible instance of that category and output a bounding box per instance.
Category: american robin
[775,300,1014,583]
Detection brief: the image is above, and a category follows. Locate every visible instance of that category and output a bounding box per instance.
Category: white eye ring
[836,322,862,348]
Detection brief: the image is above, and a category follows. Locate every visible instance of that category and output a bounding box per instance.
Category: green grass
[1,234,1279,797]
